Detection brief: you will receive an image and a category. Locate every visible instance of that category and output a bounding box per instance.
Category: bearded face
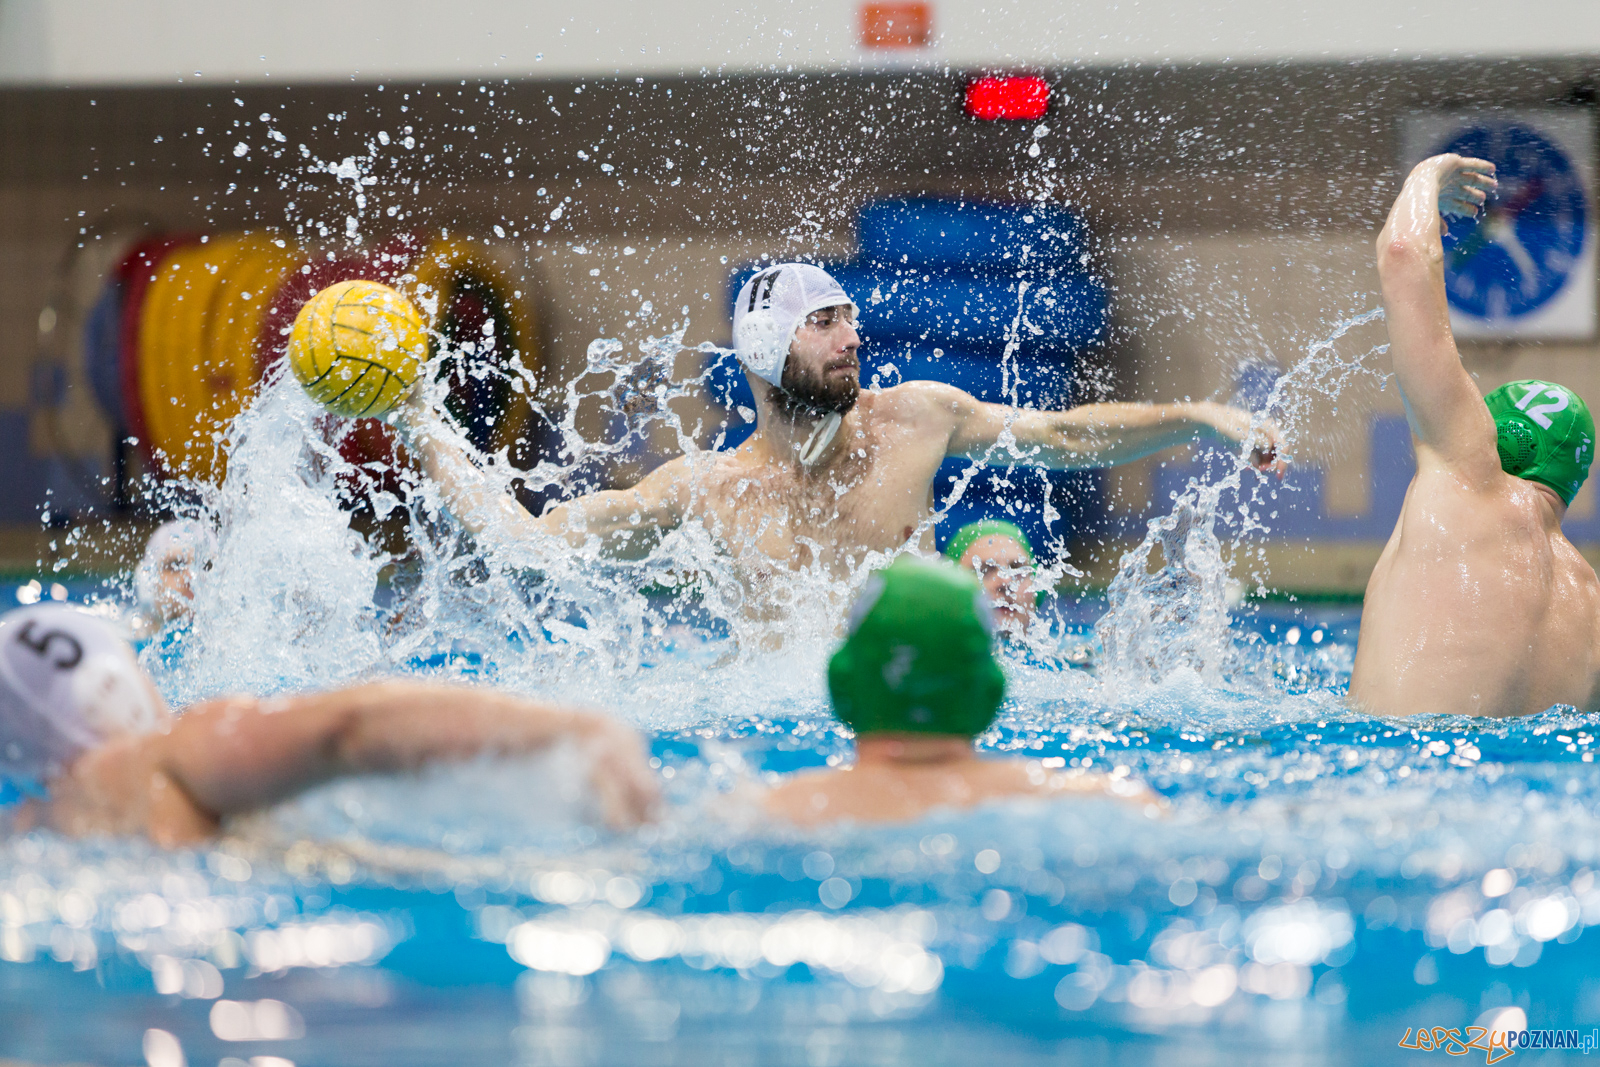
[777,305,861,415]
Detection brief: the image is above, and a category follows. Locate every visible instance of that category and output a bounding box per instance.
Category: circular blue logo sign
[1431,123,1588,320]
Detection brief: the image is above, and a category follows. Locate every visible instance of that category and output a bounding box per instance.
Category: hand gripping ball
[287,280,429,418]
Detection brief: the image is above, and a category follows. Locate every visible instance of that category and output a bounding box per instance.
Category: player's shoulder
[871,380,978,422]
[1409,462,1557,535]
[665,445,762,500]
[643,451,695,475]
[877,378,976,407]
[630,451,702,489]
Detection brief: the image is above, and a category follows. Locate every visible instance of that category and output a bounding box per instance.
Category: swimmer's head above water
[944,520,1037,633]
[828,556,1005,738]
[1484,379,1595,506]
[733,264,861,463]
[0,604,166,788]
[134,519,216,628]
[759,554,1150,826]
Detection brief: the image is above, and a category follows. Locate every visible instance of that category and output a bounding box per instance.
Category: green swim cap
[828,556,1006,737]
[943,519,1033,565]
[1483,379,1595,506]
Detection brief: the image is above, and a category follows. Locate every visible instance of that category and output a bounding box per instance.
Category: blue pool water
[4,580,1600,1066]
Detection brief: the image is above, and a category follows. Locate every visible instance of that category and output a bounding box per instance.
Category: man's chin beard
[775,371,859,417]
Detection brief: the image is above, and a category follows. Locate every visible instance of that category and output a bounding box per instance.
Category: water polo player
[400,263,1284,597]
[1351,153,1600,717]
[945,519,1039,635]
[759,556,1150,826]
[0,603,657,844]
[131,519,216,637]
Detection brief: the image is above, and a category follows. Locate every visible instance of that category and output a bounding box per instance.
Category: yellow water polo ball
[286,279,429,418]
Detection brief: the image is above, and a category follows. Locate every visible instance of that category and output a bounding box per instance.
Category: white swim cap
[134,519,216,612]
[0,603,162,785]
[731,264,857,387]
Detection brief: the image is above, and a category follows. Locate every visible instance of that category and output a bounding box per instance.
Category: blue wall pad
[0,411,53,524]
[826,264,1106,356]
[857,198,1086,269]
[82,281,125,429]
[703,348,759,451]
[861,345,1073,407]
[933,460,1103,561]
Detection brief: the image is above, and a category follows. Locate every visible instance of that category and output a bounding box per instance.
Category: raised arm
[942,385,1284,472]
[154,681,657,829]
[400,403,547,541]
[1377,154,1499,474]
[399,398,688,559]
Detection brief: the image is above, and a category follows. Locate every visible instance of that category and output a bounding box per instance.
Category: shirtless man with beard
[401,263,1284,587]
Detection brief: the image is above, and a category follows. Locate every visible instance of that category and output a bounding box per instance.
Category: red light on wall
[964,77,1050,121]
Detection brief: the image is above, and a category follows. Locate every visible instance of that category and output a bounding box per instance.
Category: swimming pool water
[3,589,1599,1066]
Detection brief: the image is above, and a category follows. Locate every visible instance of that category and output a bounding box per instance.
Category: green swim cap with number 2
[1483,379,1595,506]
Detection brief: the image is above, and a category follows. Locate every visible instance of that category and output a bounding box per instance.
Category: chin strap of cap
[798,412,842,466]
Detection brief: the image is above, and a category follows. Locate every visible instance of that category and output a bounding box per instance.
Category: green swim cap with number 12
[1483,379,1594,506]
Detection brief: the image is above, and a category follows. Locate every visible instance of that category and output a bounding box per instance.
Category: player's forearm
[529,484,676,560]
[161,684,612,816]
[1376,159,1452,351]
[1036,402,1225,468]
[1376,159,1480,448]
[410,434,654,553]
[334,684,656,830]
[404,418,535,539]
[1378,159,1446,278]
[324,681,601,774]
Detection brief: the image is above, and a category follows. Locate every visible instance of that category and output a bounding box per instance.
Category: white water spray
[1094,307,1390,691]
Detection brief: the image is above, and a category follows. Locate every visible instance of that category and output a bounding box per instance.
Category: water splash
[157,372,390,705]
[1094,307,1389,692]
[129,309,887,731]
[1097,497,1235,688]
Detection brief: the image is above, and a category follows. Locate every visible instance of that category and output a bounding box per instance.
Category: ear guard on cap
[1496,419,1539,473]
[731,263,858,389]
[732,309,791,386]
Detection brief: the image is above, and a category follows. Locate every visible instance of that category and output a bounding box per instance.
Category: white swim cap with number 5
[732,264,857,387]
[0,604,162,785]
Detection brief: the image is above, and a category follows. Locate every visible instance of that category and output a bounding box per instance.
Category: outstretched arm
[1377,153,1499,475]
[521,463,689,559]
[944,387,1284,472]
[399,397,687,559]
[153,681,658,830]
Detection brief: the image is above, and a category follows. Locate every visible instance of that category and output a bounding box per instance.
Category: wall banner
[1402,110,1595,340]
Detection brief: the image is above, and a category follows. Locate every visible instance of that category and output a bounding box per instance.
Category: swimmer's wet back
[1484,379,1595,505]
